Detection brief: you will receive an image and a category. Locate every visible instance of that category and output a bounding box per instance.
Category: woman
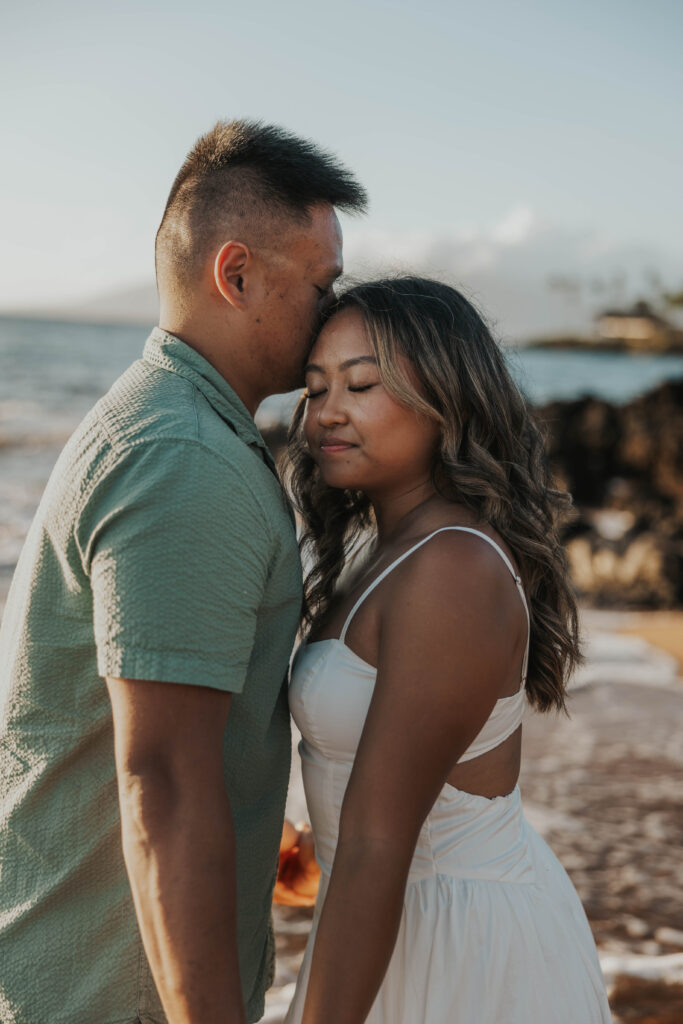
[283,278,611,1024]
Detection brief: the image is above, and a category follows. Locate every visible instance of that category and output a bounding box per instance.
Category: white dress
[285,528,612,1024]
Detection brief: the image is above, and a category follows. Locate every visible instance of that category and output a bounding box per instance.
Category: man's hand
[273,820,321,907]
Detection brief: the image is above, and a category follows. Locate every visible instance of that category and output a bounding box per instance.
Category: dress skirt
[284,779,612,1024]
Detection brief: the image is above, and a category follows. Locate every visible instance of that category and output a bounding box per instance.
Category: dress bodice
[290,525,528,765]
[289,636,532,883]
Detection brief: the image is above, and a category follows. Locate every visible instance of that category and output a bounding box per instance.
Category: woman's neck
[371,482,441,546]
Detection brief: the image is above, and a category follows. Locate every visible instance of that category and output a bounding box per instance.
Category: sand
[618,611,683,672]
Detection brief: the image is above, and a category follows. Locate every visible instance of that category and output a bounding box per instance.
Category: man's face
[256,203,343,393]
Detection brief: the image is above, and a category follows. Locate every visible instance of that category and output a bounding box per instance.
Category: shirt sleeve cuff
[97,643,248,693]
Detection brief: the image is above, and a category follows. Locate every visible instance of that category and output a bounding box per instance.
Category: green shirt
[0,328,302,1024]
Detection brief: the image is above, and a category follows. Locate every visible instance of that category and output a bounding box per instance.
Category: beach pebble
[654,926,683,948]
[623,915,649,938]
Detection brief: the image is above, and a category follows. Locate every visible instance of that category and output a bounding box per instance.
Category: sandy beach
[266,609,683,1024]
[618,612,683,672]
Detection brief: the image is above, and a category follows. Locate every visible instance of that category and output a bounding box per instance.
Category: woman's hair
[285,276,580,712]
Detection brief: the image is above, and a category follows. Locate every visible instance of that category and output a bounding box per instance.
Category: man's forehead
[304,201,342,243]
[270,203,342,271]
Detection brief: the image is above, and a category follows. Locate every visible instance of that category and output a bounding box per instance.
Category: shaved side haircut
[156,119,368,299]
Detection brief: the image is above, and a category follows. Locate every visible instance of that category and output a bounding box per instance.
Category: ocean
[2,315,683,600]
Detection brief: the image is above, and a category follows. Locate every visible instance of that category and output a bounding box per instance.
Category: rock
[565,530,679,608]
[537,380,683,510]
[535,379,683,609]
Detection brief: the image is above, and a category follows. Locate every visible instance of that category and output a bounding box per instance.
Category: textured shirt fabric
[0,328,303,1024]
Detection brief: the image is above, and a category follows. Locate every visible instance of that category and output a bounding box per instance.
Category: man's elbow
[117,764,182,853]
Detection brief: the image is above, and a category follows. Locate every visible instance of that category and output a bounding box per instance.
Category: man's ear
[214,241,250,309]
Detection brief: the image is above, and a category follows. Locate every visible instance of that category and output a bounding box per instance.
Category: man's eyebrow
[304,356,377,374]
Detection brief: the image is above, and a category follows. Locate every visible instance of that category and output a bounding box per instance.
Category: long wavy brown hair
[284,277,580,712]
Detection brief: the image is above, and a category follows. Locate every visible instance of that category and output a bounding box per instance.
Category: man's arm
[107,676,246,1024]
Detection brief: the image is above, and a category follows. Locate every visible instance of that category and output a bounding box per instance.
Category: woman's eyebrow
[304,356,377,374]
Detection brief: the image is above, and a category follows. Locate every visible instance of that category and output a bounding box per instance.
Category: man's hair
[156,119,368,294]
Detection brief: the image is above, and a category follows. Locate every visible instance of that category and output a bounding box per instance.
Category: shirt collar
[143,327,275,468]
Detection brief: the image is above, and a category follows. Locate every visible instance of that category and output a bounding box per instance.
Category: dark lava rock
[532,380,683,608]
[535,380,683,514]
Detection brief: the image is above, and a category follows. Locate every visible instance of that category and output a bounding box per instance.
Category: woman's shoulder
[380,521,523,639]
[400,519,519,584]
[377,525,525,690]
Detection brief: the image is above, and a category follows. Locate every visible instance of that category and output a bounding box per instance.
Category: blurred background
[2,1,682,1019]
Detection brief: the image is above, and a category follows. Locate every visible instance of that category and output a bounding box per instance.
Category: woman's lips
[319,438,356,454]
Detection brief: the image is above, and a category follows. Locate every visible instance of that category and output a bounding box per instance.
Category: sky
[2,0,682,337]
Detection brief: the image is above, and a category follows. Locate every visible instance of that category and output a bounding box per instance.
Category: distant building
[595,301,676,349]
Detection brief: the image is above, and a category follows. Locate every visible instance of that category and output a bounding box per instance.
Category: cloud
[490,205,537,246]
[342,207,679,341]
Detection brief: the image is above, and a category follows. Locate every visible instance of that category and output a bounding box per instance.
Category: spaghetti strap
[339,526,530,684]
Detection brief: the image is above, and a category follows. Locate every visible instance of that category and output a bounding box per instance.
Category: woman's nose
[317,389,348,426]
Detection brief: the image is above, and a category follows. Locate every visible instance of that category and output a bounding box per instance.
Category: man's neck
[158,315,261,417]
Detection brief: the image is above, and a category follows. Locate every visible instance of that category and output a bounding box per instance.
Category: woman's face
[303,309,441,496]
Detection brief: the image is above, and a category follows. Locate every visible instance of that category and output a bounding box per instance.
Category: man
[0,120,367,1024]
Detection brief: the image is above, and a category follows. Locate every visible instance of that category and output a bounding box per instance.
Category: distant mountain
[73,282,160,324]
[3,283,159,327]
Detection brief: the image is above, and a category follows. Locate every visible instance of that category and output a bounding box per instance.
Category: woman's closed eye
[305,382,377,400]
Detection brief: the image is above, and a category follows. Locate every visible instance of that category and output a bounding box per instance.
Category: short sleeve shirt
[0,328,303,1024]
